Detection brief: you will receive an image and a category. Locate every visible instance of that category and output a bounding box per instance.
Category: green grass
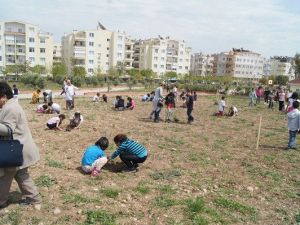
[102,188,120,199]
[85,210,116,225]
[35,175,55,187]
[158,184,175,195]
[153,195,178,208]
[63,194,101,205]
[46,158,64,168]
[136,182,150,195]
[150,169,182,180]
[295,212,300,223]
[214,197,256,215]
[7,210,22,225]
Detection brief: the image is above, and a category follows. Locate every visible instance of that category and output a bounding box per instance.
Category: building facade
[191,53,214,76]
[270,56,295,80]
[215,48,264,79]
[53,44,62,64]
[133,37,191,77]
[0,21,53,74]
[62,26,129,76]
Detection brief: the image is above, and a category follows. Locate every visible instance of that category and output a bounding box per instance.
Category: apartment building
[62,26,128,76]
[133,37,192,77]
[0,20,53,74]
[53,44,62,64]
[270,56,295,80]
[124,37,134,70]
[216,48,264,79]
[190,53,214,76]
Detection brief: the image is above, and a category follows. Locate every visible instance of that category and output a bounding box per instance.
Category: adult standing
[248,88,257,107]
[60,77,68,95]
[256,86,263,105]
[278,88,286,111]
[0,82,41,208]
[150,82,164,122]
[12,84,19,102]
[186,90,194,124]
[173,85,178,102]
[64,80,78,110]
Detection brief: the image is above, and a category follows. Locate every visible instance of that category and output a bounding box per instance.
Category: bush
[20,74,46,89]
[85,76,98,87]
[72,75,85,87]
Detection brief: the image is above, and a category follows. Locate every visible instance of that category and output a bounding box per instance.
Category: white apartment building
[191,53,214,76]
[133,37,192,77]
[62,26,127,76]
[0,20,53,74]
[53,44,62,64]
[216,48,264,79]
[270,56,295,80]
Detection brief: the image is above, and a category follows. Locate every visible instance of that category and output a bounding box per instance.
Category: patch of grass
[35,175,55,187]
[63,194,100,205]
[158,184,175,195]
[153,195,178,208]
[46,158,63,168]
[7,210,22,225]
[192,215,209,225]
[85,210,116,225]
[246,165,284,183]
[136,182,150,195]
[29,217,42,225]
[150,169,182,180]
[102,188,120,199]
[186,197,205,215]
[214,197,256,215]
[295,212,300,223]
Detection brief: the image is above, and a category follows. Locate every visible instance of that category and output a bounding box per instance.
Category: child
[46,114,66,130]
[165,92,176,122]
[66,111,83,131]
[228,105,238,117]
[43,90,53,103]
[92,92,100,102]
[217,96,226,116]
[12,84,19,102]
[109,134,148,172]
[102,94,108,103]
[31,89,41,104]
[81,137,109,176]
[48,102,61,114]
[193,91,197,101]
[126,97,135,110]
[287,101,300,150]
[115,96,125,110]
[36,104,48,113]
[186,91,194,124]
[268,90,274,110]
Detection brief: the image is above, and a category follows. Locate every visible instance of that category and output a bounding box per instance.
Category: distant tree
[52,63,67,77]
[275,75,289,85]
[259,77,268,85]
[116,61,125,77]
[164,71,177,80]
[294,53,300,78]
[73,66,86,77]
[30,65,46,74]
[128,69,141,82]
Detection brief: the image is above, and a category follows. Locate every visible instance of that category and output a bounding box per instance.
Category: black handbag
[0,125,24,168]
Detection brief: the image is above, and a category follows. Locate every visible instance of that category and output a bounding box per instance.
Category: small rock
[77,210,82,214]
[171,148,177,151]
[34,204,42,211]
[93,188,99,191]
[247,186,254,192]
[213,185,218,189]
[53,207,61,215]
[38,222,44,225]
[203,188,208,194]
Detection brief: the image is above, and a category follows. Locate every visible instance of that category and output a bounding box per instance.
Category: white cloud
[0,0,299,56]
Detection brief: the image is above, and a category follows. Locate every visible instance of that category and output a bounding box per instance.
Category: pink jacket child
[126,97,135,110]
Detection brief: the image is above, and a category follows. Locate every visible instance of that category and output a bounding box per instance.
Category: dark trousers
[154,107,161,122]
[187,108,194,122]
[119,152,147,169]
[279,101,284,111]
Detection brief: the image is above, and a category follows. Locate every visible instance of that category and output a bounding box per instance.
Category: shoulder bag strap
[4,124,13,140]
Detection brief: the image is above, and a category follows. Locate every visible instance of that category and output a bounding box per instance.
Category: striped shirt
[111,139,148,160]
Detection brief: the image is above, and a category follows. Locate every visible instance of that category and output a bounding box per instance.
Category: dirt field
[1,93,299,225]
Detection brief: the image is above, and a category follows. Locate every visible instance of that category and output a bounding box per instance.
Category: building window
[88,68,94,73]
[29,37,35,43]
[0,35,1,40]
[89,60,94,64]
[106,54,109,57]
[106,62,109,65]
[107,47,110,50]
[161,65,164,68]
[40,58,46,63]
[40,48,46,53]
[185,66,188,70]
[162,50,166,53]
[107,38,110,41]
[89,51,94,55]
[0,56,2,61]
[98,44,101,47]
[154,57,158,61]
[117,53,122,58]
[18,48,23,53]
[154,64,157,68]
[117,44,122,49]
[180,51,183,55]
[161,57,165,61]
[155,49,159,53]
[89,42,94,47]
[29,47,35,52]
[29,27,34,32]
[179,66,182,69]
[40,38,45,43]
[89,33,94,37]
[29,57,35,62]
[118,36,123,41]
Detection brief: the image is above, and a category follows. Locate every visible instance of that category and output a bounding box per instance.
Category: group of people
[113,96,135,110]
[46,111,83,132]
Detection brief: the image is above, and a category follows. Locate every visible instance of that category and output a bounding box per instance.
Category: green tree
[116,61,125,76]
[30,65,46,74]
[73,66,86,77]
[164,71,177,80]
[275,75,289,85]
[294,53,300,78]
[52,63,67,77]
[128,69,141,82]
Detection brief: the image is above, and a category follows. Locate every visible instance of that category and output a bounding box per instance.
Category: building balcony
[16,52,25,55]
[5,31,25,36]
[16,41,25,45]
[5,51,15,55]
[5,40,15,44]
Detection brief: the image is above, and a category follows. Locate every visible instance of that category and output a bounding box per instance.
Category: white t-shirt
[233,106,238,114]
[47,117,60,125]
[219,100,226,112]
[65,85,75,101]
[279,92,285,102]
[52,103,61,113]
[71,115,84,126]
[93,95,100,102]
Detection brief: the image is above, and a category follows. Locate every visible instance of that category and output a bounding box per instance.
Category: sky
[0,0,300,57]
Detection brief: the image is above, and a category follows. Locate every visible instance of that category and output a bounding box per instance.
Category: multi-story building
[0,20,53,74]
[133,36,192,77]
[270,56,295,80]
[62,26,128,76]
[124,37,134,71]
[191,53,214,76]
[216,48,264,79]
[53,44,62,64]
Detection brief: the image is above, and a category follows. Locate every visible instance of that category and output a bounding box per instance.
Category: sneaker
[122,168,137,173]
[91,169,101,177]
[19,197,41,206]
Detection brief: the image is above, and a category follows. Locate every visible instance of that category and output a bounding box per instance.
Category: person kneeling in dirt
[46,114,66,131]
[227,105,238,117]
[81,137,109,177]
[108,134,148,173]
[66,111,83,131]
[126,97,135,110]
[214,96,226,116]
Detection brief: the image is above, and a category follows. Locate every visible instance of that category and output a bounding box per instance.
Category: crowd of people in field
[1,78,300,210]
